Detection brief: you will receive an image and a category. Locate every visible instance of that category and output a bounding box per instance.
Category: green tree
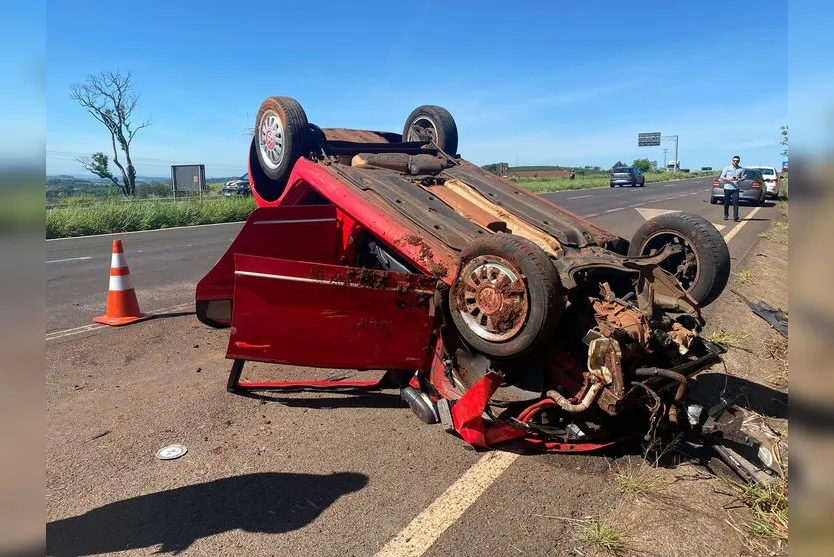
[631,158,652,173]
[77,152,127,196]
[70,71,150,197]
[780,125,788,158]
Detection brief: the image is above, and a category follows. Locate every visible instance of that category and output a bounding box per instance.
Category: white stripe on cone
[111,252,128,268]
[109,275,134,292]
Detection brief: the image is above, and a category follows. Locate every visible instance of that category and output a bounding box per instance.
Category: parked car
[222,174,251,197]
[747,166,781,198]
[609,167,645,187]
[710,168,767,205]
[195,97,731,454]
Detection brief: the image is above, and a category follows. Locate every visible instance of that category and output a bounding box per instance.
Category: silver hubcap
[258,110,285,169]
[406,116,438,144]
[456,256,529,342]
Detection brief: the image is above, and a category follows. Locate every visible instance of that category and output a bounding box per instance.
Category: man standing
[720,155,744,222]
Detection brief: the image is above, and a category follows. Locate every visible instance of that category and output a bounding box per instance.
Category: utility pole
[661,135,679,173]
[662,148,669,171]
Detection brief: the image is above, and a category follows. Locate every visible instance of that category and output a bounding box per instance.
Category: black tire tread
[254,96,310,184]
[628,212,730,307]
[403,105,459,156]
[451,234,563,358]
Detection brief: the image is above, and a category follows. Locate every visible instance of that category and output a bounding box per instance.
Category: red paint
[228,253,437,370]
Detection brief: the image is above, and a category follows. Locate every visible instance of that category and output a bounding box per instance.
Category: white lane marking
[723,206,762,242]
[635,208,680,221]
[47,256,93,264]
[46,302,192,341]
[567,194,593,199]
[374,451,519,557]
[583,212,601,218]
[46,221,246,242]
[604,207,624,213]
[663,183,678,187]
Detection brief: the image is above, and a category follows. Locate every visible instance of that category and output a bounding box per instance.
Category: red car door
[227,253,439,370]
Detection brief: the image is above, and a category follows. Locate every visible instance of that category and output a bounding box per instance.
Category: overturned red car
[196,96,731,452]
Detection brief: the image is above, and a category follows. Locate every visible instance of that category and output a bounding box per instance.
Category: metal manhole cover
[156,444,188,460]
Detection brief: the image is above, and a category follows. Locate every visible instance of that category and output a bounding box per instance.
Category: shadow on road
[689,371,788,419]
[46,472,368,556]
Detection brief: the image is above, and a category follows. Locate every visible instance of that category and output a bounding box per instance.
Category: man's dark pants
[723,188,740,220]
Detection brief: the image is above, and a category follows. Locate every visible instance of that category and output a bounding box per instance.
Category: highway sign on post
[638,132,662,147]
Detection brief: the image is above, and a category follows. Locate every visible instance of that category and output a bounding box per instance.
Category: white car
[748,165,782,198]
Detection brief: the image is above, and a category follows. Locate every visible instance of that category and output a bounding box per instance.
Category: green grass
[728,481,788,540]
[514,171,714,194]
[583,519,629,553]
[46,196,256,238]
[615,466,663,497]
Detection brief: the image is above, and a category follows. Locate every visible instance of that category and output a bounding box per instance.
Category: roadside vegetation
[46,196,255,238]
[514,170,714,193]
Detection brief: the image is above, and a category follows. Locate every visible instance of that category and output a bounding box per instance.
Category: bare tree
[780,125,788,158]
[70,71,150,196]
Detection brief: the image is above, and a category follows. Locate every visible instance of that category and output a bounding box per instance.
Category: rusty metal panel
[331,165,487,251]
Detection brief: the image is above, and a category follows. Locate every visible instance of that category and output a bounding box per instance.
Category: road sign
[782,161,788,172]
[638,132,662,147]
[171,164,206,192]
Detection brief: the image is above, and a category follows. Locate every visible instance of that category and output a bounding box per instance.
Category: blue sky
[43,0,796,177]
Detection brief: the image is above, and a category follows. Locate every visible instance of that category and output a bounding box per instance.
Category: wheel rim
[406,116,438,144]
[641,232,701,292]
[455,256,529,342]
[258,110,285,170]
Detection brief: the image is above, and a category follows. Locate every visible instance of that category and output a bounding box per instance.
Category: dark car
[222,174,251,197]
[710,168,767,205]
[609,167,645,187]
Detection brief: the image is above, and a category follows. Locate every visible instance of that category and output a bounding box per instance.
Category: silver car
[710,168,767,206]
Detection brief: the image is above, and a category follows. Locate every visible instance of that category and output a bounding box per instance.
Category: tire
[450,235,563,359]
[610,183,615,188]
[710,197,718,205]
[254,96,310,184]
[628,212,730,307]
[403,105,459,155]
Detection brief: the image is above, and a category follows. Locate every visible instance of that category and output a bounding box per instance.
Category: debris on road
[155,444,188,460]
[731,289,788,338]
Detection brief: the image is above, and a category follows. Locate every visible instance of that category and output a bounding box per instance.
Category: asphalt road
[45,175,782,557]
[46,176,775,332]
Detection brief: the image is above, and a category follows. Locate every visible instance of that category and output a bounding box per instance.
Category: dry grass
[615,465,663,497]
[777,201,788,217]
[773,221,788,230]
[704,330,749,349]
[735,270,757,285]
[758,231,771,240]
[763,337,789,388]
[727,481,789,541]
[583,519,630,554]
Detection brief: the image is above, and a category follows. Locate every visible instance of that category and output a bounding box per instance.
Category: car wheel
[254,96,310,185]
[710,197,718,205]
[450,235,563,359]
[628,212,731,307]
[403,105,459,155]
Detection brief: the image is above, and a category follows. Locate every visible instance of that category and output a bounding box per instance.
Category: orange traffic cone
[93,240,153,326]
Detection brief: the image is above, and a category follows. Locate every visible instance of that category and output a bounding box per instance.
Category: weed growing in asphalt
[583,519,629,554]
[735,270,757,285]
[758,232,771,240]
[705,330,749,349]
[773,221,788,230]
[615,465,663,497]
[727,481,788,541]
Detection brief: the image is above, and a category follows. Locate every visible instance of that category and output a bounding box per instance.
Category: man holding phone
[720,155,744,222]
